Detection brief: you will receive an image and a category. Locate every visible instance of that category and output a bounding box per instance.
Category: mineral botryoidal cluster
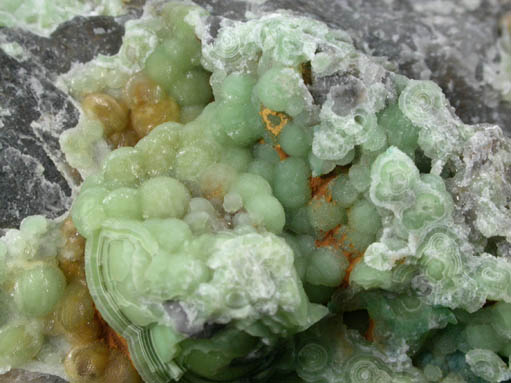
[1,1,511,383]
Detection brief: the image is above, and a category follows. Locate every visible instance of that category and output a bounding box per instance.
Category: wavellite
[0,1,511,383]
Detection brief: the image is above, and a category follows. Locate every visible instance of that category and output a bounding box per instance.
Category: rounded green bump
[308,198,346,233]
[255,67,307,117]
[135,122,182,178]
[102,147,145,188]
[247,159,274,183]
[161,37,200,73]
[253,143,281,164]
[305,247,348,287]
[245,194,286,234]
[144,44,182,90]
[71,187,108,238]
[336,147,355,166]
[169,68,213,106]
[223,192,243,213]
[0,323,43,367]
[19,215,48,237]
[273,157,312,209]
[370,147,419,208]
[287,206,314,235]
[230,173,272,203]
[200,163,238,200]
[14,264,66,317]
[103,187,142,219]
[348,199,381,235]
[418,229,462,281]
[217,101,264,147]
[220,146,252,172]
[491,303,511,339]
[139,176,191,219]
[308,151,336,177]
[344,355,392,383]
[331,174,359,208]
[348,162,371,192]
[219,73,257,103]
[378,103,418,157]
[423,364,443,382]
[143,218,192,253]
[279,123,312,158]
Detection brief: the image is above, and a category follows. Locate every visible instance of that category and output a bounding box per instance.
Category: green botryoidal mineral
[1,1,511,383]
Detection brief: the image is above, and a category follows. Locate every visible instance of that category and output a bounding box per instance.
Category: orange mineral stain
[365,319,375,342]
[344,255,363,286]
[260,107,290,136]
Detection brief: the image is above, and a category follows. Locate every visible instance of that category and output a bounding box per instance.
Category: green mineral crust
[1,1,511,383]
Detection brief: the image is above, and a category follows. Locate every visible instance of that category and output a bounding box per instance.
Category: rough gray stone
[0,2,510,380]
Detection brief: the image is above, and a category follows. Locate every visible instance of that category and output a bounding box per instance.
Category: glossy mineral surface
[1,1,511,383]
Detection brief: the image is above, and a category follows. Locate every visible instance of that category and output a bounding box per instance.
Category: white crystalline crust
[0,0,126,37]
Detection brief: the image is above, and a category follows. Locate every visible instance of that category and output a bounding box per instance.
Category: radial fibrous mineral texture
[1,1,511,383]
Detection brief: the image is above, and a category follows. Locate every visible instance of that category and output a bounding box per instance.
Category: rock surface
[0,0,510,381]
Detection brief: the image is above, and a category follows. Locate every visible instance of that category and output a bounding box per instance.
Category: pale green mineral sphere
[287,206,314,235]
[161,37,200,73]
[102,147,145,188]
[279,123,312,158]
[14,264,66,317]
[247,159,274,183]
[348,199,381,235]
[0,324,43,367]
[245,194,285,234]
[145,44,182,89]
[378,103,419,158]
[306,247,348,287]
[308,198,346,233]
[273,157,311,209]
[139,176,191,219]
[169,68,213,106]
[71,187,108,238]
[348,162,371,192]
[230,173,272,203]
[217,101,264,146]
[220,147,252,172]
[253,143,281,164]
[255,67,306,117]
[103,187,142,219]
[331,174,359,208]
[145,38,192,90]
[219,73,256,102]
[143,218,192,253]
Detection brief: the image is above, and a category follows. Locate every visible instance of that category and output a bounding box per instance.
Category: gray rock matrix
[0,0,510,380]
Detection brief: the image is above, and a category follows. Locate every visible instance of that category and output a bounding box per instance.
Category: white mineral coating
[0,0,126,37]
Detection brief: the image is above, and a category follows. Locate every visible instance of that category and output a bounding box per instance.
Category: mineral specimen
[1,1,511,383]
